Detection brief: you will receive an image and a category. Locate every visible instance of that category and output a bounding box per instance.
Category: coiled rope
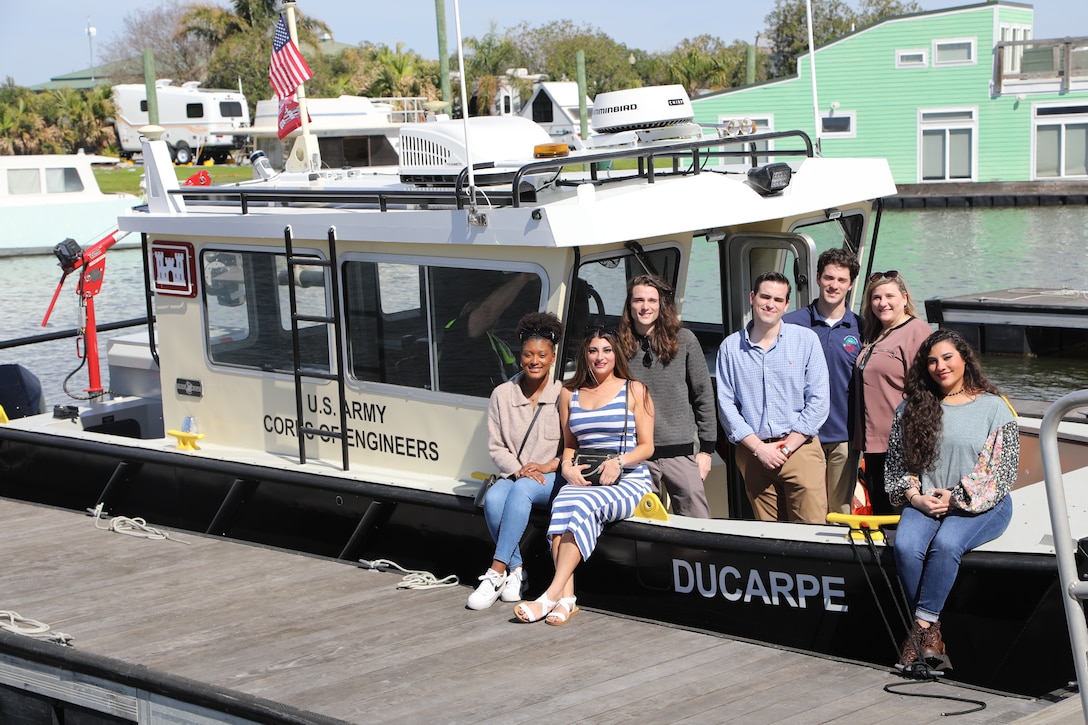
[0,611,73,646]
[359,558,459,589]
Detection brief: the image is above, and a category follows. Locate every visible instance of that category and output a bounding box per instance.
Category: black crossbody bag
[574,382,629,486]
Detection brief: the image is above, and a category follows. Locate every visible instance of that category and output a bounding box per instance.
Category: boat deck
[0,498,1079,724]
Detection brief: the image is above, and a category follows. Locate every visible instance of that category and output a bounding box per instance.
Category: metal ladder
[1040,389,1088,717]
[283,225,349,470]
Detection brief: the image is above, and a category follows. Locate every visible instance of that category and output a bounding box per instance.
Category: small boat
[2,84,1086,698]
[249,95,426,171]
[0,152,139,257]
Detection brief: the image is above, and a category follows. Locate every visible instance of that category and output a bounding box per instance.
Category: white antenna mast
[805,0,822,156]
[451,0,485,226]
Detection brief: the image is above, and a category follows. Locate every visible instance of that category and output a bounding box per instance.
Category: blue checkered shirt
[715,321,830,444]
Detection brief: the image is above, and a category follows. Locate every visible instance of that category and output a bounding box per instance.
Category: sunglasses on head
[868,270,899,284]
[639,335,652,368]
[583,325,617,339]
[519,327,558,343]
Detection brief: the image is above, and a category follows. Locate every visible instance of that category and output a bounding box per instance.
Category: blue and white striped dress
[549,382,651,560]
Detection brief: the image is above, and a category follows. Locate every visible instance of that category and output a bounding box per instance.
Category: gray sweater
[628,327,717,459]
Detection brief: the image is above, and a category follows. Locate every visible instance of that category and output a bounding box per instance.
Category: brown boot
[897,620,924,666]
[920,621,946,660]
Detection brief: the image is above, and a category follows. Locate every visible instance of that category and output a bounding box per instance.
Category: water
[2,206,1087,408]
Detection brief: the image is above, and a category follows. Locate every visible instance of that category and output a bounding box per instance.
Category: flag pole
[283,1,320,171]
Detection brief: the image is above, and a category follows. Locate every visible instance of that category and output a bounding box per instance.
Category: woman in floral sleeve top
[885,330,1018,671]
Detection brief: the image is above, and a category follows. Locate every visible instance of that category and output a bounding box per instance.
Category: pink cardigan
[487,374,563,477]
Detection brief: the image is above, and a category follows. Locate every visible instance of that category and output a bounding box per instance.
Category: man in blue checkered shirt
[716,271,830,522]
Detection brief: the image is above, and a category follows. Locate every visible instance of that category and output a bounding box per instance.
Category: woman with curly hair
[885,329,1018,670]
[617,274,715,518]
[467,312,565,610]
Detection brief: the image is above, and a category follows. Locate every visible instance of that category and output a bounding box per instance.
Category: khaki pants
[737,437,827,523]
[823,441,859,515]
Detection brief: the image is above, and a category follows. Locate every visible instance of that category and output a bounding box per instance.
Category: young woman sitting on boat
[514,326,654,625]
[853,271,932,514]
[468,313,566,610]
[885,329,1018,669]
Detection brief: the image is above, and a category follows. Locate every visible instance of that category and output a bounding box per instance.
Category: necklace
[943,388,966,398]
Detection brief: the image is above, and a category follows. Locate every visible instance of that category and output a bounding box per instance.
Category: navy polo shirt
[782,303,862,444]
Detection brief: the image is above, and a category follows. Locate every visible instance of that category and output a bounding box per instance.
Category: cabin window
[202,250,330,374]
[566,247,681,370]
[895,49,927,68]
[1034,104,1088,178]
[342,261,543,396]
[820,111,855,138]
[532,92,554,123]
[219,101,244,118]
[186,103,205,119]
[6,168,40,195]
[933,38,975,66]
[140,100,148,112]
[45,167,83,193]
[918,108,976,182]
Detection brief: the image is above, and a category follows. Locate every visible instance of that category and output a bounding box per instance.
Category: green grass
[94,165,255,195]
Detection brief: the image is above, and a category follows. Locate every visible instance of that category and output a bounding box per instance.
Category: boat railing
[169,128,814,214]
[1040,389,1088,717]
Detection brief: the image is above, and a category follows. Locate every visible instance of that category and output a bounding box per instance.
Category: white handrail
[1040,389,1088,722]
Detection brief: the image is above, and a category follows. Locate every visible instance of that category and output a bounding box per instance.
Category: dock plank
[0,498,1078,724]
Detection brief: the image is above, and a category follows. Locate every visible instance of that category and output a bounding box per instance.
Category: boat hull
[0,428,1076,697]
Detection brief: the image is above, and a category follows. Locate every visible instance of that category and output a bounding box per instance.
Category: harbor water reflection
[1,205,1087,408]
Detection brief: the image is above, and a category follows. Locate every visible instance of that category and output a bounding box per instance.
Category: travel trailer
[113,81,250,164]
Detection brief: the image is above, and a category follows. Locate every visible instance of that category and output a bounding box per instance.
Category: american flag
[268,14,312,100]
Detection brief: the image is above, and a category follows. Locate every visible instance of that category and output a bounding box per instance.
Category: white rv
[113,81,250,164]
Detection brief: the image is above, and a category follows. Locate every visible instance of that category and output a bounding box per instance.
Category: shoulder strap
[1001,395,1017,418]
[516,402,546,462]
[622,380,630,453]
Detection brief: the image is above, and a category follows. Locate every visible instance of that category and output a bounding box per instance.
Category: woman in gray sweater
[617,274,716,518]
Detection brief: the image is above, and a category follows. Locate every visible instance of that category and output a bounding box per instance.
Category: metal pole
[1040,390,1088,721]
[435,0,451,105]
[804,0,822,155]
[143,49,159,126]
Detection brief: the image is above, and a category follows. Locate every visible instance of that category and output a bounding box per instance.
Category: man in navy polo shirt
[783,248,863,514]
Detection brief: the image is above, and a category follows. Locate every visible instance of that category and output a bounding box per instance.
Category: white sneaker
[500,567,526,603]
[466,568,507,610]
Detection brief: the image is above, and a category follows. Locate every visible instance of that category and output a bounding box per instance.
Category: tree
[654,36,750,97]
[764,0,921,78]
[100,1,214,83]
[459,26,522,116]
[182,0,330,115]
[507,20,640,97]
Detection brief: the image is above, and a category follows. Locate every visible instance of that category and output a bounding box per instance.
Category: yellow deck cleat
[826,512,900,541]
[634,492,669,521]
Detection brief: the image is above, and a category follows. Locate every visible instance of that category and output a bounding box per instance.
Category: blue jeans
[894,494,1012,622]
[483,473,561,570]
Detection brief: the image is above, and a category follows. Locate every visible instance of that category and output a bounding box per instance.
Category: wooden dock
[0,497,1080,724]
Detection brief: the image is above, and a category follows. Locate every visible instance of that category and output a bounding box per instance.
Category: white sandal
[545,597,580,626]
[514,593,556,623]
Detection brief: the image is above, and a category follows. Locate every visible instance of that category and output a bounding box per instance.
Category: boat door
[717,232,818,518]
[720,232,817,333]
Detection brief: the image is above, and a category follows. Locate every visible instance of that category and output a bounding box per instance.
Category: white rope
[0,611,73,646]
[359,558,459,589]
[92,505,189,544]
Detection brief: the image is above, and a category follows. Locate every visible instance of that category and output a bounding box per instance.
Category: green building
[691,1,1088,185]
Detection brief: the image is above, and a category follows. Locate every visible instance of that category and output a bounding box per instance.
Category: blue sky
[1,0,1083,87]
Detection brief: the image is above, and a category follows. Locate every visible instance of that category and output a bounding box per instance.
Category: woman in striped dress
[514,326,654,625]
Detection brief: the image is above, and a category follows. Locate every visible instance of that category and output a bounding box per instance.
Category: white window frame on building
[715,114,774,167]
[999,23,1032,74]
[820,109,856,138]
[932,37,977,67]
[1032,102,1088,179]
[917,107,978,182]
[895,49,928,68]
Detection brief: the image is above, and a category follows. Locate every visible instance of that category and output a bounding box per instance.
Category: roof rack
[169,128,814,214]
